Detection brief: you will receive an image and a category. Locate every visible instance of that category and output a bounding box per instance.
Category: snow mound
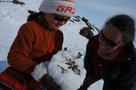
[48,50,86,90]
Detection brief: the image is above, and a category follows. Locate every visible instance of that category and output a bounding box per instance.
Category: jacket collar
[34,16,51,31]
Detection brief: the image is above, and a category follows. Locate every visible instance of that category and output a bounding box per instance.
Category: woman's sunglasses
[53,14,70,22]
[99,31,122,47]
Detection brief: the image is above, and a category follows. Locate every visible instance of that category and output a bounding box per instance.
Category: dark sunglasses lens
[106,41,117,47]
[53,14,70,22]
[100,31,118,47]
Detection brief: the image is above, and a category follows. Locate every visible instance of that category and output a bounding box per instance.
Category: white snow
[48,50,86,90]
[48,50,103,90]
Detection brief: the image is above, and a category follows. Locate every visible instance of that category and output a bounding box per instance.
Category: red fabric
[90,36,101,75]
[0,73,28,90]
[48,32,55,53]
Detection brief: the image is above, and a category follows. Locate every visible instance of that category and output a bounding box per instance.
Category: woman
[78,14,136,90]
[0,0,75,90]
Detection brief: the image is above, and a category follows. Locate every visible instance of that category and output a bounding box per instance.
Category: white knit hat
[39,0,75,17]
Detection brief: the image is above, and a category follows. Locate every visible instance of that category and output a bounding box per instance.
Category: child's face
[44,13,70,30]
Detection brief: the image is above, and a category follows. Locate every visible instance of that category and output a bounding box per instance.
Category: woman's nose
[101,43,110,50]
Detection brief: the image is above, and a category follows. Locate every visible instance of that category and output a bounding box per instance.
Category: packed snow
[47,49,103,90]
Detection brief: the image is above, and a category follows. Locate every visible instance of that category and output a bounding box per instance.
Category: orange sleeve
[8,24,38,73]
